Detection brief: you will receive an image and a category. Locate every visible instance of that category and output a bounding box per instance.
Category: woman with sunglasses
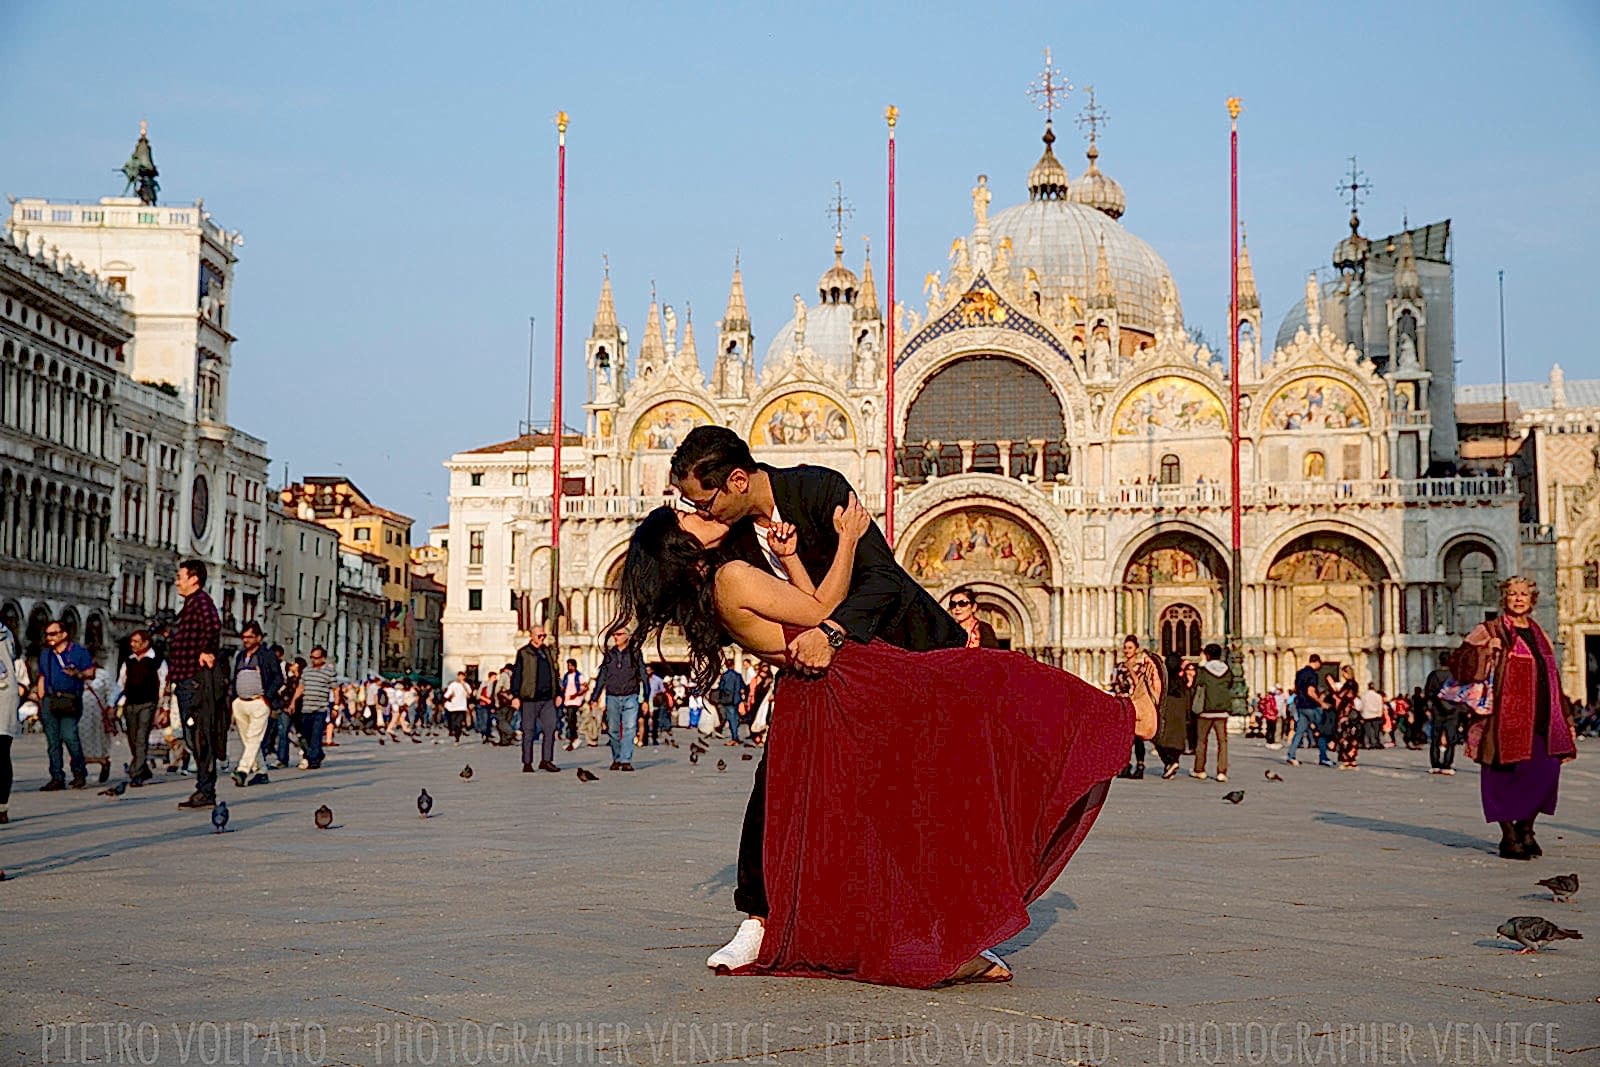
[946,588,999,648]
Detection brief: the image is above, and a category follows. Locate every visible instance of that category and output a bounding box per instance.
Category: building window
[1158,454,1181,485]
[467,589,483,611]
[469,472,484,486]
[138,212,157,224]
[512,471,528,486]
[107,276,126,291]
[354,527,371,541]
[468,529,485,566]
[51,209,72,222]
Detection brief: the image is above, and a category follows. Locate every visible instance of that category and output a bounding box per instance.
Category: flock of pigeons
[17,740,1583,961]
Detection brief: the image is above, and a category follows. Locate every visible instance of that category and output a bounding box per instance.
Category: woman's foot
[945,950,1012,985]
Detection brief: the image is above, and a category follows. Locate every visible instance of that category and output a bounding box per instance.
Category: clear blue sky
[4,1,1598,528]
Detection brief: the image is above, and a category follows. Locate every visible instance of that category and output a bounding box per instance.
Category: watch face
[191,475,211,539]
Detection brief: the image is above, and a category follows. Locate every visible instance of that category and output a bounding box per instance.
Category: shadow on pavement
[1313,810,1492,852]
[996,890,1077,954]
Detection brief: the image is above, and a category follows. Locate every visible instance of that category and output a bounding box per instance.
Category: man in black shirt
[510,627,560,773]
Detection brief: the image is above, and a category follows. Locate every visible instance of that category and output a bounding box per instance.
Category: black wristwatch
[817,621,847,649]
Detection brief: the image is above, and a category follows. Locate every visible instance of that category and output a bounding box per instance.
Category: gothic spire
[1392,228,1422,301]
[679,304,699,365]
[722,253,750,332]
[1091,237,1115,307]
[591,260,620,339]
[639,285,665,366]
[1237,225,1260,310]
[855,238,881,322]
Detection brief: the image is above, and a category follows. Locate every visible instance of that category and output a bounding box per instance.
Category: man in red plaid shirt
[170,559,222,809]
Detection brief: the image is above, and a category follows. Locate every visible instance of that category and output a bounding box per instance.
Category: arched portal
[25,602,51,659]
[1266,532,1388,684]
[1121,532,1228,650]
[1442,540,1500,636]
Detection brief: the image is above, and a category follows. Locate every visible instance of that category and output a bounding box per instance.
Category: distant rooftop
[460,432,584,455]
[1457,378,1600,411]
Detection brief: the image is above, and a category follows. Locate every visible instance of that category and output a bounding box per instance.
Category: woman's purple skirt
[1480,733,1561,823]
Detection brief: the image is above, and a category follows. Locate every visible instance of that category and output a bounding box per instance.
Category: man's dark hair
[566,659,577,669]
[1204,642,1224,661]
[670,425,756,490]
[270,643,284,657]
[241,620,264,637]
[310,644,327,656]
[1308,653,1322,666]
[178,558,208,586]
[130,628,151,645]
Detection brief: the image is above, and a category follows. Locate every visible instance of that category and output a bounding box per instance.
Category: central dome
[988,199,1177,333]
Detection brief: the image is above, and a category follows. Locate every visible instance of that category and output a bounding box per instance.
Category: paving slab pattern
[1,730,1595,1066]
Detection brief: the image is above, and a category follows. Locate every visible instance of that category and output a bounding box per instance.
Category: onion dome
[1027,121,1071,202]
[1069,138,1125,220]
[817,234,859,305]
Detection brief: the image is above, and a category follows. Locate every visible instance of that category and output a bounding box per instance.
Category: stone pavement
[1,726,1595,1066]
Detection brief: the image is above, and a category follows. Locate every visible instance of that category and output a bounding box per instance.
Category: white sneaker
[706,918,765,972]
[1216,773,1228,783]
[1265,743,1283,750]
[1190,770,1208,780]
[298,758,310,770]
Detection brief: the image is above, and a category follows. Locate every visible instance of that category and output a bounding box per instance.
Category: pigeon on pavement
[1497,916,1582,953]
[1536,874,1580,903]
[460,765,474,781]
[314,804,334,830]
[1264,770,1283,782]
[689,750,700,765]
[742,753,754,761]
[99,781,128,798]
[717,759,727,773]
[1221,790,1245,804]
[576,767,599,783]
[417,789,433,818]
[211,801,229,834]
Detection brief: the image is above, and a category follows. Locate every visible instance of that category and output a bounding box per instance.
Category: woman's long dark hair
[605,506,728,696]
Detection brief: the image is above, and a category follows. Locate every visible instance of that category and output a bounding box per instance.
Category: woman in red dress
[612,498,1159,988]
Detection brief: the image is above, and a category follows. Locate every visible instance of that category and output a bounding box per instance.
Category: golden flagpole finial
[1226,97,1242,121]
[885,105,898,129]
[555,110,570,134]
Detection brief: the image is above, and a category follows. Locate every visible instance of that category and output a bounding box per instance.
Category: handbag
[46,692,81,719]
[1438,668,1494,715]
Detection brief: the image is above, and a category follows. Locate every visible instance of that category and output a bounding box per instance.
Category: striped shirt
[300,664,338,712]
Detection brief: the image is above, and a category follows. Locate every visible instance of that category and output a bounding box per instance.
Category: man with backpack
[717,657,747,746]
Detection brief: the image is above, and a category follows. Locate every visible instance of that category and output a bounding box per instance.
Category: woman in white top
[0,622,23,823]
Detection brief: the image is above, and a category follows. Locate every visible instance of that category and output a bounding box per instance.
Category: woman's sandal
[945,949,1013,985]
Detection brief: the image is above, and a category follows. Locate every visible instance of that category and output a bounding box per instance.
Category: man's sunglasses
[675,485,722,517]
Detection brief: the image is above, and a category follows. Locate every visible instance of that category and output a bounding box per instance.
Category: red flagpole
[1227,98,1242,654]
[884,105,898,547]
[550,111,568,641]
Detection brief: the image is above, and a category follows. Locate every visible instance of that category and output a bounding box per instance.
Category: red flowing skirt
[736,640,1133,988]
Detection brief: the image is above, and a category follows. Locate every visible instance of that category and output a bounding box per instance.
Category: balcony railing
[1520,523,1555,544]
[507,477,1511,525]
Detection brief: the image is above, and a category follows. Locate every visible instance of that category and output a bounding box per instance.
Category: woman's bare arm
[716,496,872,625]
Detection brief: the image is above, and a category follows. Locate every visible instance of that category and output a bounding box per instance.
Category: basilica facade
[442,109,1549,697]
